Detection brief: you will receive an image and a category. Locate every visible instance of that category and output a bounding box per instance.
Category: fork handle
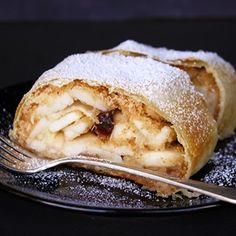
[48,157,236,204]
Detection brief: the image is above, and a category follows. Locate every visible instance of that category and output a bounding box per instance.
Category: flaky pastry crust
[10,53,217,195]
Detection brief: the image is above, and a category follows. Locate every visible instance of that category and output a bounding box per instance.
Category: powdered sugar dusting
[113,40,236,140]
[200,134,236,187]
[114,40,236,81]
[0,107,13,136]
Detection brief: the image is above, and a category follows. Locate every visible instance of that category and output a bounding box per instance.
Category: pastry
[107,40,236,139]
[10,52,217,195]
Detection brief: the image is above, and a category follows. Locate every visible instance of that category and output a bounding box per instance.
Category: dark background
[1,0,236,89]
[1,1,236,236]
[1,19,236,89]
[1,0,236,20]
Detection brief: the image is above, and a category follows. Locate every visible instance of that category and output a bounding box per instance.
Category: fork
[1,134,236,204]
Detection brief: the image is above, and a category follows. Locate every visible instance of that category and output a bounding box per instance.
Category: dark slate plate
[1,81,236,214]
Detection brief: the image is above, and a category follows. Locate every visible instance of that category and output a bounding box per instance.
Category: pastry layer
[178,66,220,120]
[110,40,236,139]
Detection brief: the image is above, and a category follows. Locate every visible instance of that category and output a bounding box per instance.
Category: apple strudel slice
[10,53,217,196]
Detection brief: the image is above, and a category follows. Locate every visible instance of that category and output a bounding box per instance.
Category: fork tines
[0,134,32,168]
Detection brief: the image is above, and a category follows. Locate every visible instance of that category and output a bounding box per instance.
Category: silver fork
[1,134,236,204]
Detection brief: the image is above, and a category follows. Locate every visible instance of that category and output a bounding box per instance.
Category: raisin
[93,109,118,140]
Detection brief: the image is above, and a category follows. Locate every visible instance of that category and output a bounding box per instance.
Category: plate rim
[0,180,220,215]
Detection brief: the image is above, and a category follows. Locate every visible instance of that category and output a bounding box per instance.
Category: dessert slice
[10,53,217,196]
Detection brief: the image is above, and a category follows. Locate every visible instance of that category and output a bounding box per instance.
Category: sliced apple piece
[69,87,109,111]
[75,102,98,121]
[36,92,74,116]
[63,117,93,141]
[27,118,49,141]
[141,151,183,167]
[133,120,176,149]
[49,112,81,133]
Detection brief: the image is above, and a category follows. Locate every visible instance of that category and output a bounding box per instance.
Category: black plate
[1,82,236,214]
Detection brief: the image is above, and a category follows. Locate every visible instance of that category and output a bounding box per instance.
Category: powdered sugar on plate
[199,134,236,187]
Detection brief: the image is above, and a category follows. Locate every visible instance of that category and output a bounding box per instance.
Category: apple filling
[20,81,186,178]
